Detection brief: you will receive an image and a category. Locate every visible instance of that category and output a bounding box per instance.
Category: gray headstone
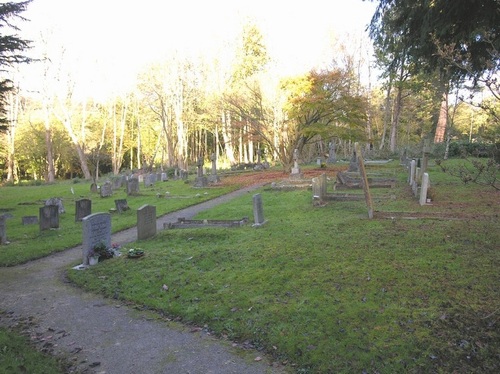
[39,205,59,231]
[312,173,327,203]
[90,183,98,193]
[115,199,130,213]
[144,174,155,187]
[22,216,39,225]
[161,172,168,182]
[112,177,123,190]
[348,151,359,172]
[327,141,337,164]
[194,176,208,187]
[100,181,113,197]
[126,178,140,195]
[82,213,111,265]
[75,199,92,222]
[419,172,430,205]
[45,197,65,214]
[252,193,267,227]
[0,215,6,245]
[137,204,156,240]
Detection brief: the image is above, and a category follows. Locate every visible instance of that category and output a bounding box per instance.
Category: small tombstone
[312,174,327,205]
[144,174,155,187]
[252,193,267,227]
[100,181,113,198]
[126,178,140,196]
[112,177,123,190]
[82,213,111,266]
[137,204,157,240]
[181,169,188,180]
[194,157,208,187]
[45,197,65,214]
[75,199,92,222]
[0,215,7,244]
[39,205,59,231]
[22,216,38,225]
[90,183,98,193]
[115,199,130,213]
[161,172,168,182]
[138,174,144,183]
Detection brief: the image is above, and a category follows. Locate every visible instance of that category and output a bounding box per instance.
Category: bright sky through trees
[18,0,376,99]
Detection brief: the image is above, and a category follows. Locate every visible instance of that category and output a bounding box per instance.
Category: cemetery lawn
[0,326,67,373]
[68,160,500,373]
[0,178,237,266]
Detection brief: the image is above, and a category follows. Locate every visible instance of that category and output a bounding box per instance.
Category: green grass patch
[67,161,500,373]
[0,327,66,373]
[0,178,237,266]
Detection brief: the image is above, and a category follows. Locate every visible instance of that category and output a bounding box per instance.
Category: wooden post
[355,142,374,219]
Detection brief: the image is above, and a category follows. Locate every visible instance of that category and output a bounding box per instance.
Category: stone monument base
[193,176,208,187]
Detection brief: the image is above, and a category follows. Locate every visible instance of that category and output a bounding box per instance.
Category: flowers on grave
[127,248,145,258]
[89,241,115,262]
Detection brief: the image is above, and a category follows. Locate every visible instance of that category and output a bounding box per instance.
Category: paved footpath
[0,184,285,374]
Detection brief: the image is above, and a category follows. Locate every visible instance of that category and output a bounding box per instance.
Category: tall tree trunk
[221,110,236,165]
[434,89,449,143]
[43,102,55,182]
[6,91,19,182]
[390,85,402,153]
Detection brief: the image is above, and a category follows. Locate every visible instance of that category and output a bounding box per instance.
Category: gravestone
[39,205,59,231]
[45,197,65,214]
[161,172,168,182]
[208,153,220,183]
[75,198,92,222]
[22,216,38,225]
[194,157,208,187]
[419,172,430,206]
[82,213,111,266]
[138,174,144,183]
[90,183,98,193]
[348,151,359,172]
[137,204,157,240]
[144,173,155,187]
[112,177,123,190]
[252,193,267,227]
[312,173,327,205]
[409,159,416,185]
[126,178,140,196]
[327,141,337,163]
[290,149,303,180]
[0,215,6,245]
[100,181,113,197]
[114,199,130,213]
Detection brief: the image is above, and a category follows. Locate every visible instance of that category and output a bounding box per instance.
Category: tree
[367,0,499,144]
[0,0,31,131]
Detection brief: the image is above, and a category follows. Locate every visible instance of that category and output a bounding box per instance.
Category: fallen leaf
[162,284,169,291]
[254,356,262,361]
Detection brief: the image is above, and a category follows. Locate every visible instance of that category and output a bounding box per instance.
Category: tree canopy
[0,0,31,130]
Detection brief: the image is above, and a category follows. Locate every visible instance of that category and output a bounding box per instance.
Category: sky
[15,0,378,99]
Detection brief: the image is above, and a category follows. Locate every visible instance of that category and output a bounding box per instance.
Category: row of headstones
[94,172,170,198]
[408,159,431,205]
[81,193,267,266]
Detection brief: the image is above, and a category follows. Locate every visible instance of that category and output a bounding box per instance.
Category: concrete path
[0,184,284,373]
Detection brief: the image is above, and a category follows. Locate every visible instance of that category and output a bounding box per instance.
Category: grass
[0,327,66,373]
[2,160,499,372]
[65,160,500,373]
[0,176,237,266]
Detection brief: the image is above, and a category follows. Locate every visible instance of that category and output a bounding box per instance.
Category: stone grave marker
[327,141,337,164]
[82,213,111,266]
[0,215,6,244]
[112,177,123,190]
[161,172,168,181]
[75,199,92,222]
[144,173,155,187]
[39,205,59,231]
[138,174,144,183]
[115,199,130,213]
[290,149,303,180]
[90,183,98,193]
[100,181,113,197]
[348,150,359,172]
[194,157,208,187]
[208,153,220,183]
[137,204,156,240]
[312,173,327,205]
[409,159,416,185]
[45,197,65,214]
[22,216,38,225]
[419,172,430,206]
[252,193,267,227]
[126,178,140,196]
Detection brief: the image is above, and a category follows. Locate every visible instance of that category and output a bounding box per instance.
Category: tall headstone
[290,149,303,180]
[0,215,6,245]
[22,216,38,225]
[112,177,123,190]
[82,213,111,265]
[419,172,430,206]
[252,193,267,227]
[126,178,140,196]
[194,156,208,187]
[39,205,59,230]
[137,204,157,240]
[161,172,168,182]
[208,153,220,183]
[327,141,337,164]
[409,159,416,185]
[348,150,359,172]
[75,198,92,222]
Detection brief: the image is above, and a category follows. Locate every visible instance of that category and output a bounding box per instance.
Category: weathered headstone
[82,213,111,266]
[290,149,303,180]
[194,156,208,187]
[112,177,123,190]
[115,199,130,213]
[312,173,327,205]
[126,178,140,195]
[39,205,59,231]
[144,173,155,187]
[327,141,337,164]
[90,183,98,193]
[208,153,221,183]
[100,181,113,197]
[0,215,6,245]
[137,204,157,240]
[45,197,65,214]
[419,172,430,206]
[409,159,416,185]
[22,216,38,225]
[75,198,92,222]
[348,150,359,172]
[161,172,168,182]
[252,193,267,227]
[138,174,144,183]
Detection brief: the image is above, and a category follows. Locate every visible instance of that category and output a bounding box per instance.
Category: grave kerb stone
[22,216,39,225]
